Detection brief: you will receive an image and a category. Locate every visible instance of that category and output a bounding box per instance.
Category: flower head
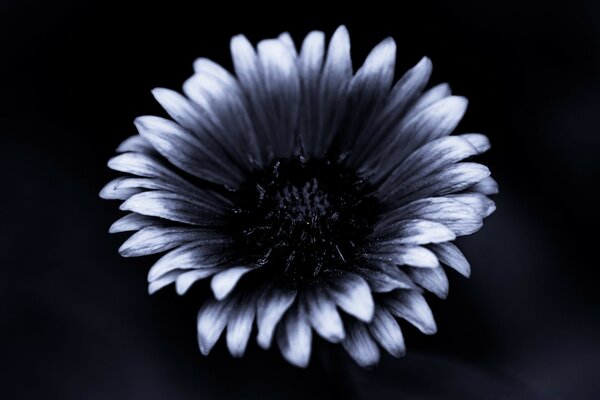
[101,26,497,368]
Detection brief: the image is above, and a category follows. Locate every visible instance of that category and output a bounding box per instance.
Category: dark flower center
[230,157,379,284]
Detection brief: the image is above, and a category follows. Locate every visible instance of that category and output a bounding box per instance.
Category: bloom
[101,25,497,368]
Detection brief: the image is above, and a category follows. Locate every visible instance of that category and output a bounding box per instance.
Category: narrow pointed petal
[151,88,203,133]
[211,266,253,300]
[120,191,225,225]
[402,83,452,123]
[429,242,471,277]
[256,287,297,349]
[116,135,157,154]
[369,306,405,357]
[327,272,374,322]
[226,296,256,358]
[99,178,143,200]
[406,266,449,298]
[119,227,219,257]
[276,303,312,368]
[342,320,380,368]
[304,289,345,342]
[384,290,437,334]
[109,213,162,233]
[317,25,352,152]
[341,37,396,152]
[197,298,234,355]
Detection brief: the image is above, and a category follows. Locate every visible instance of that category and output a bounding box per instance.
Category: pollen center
[231,157,378,284]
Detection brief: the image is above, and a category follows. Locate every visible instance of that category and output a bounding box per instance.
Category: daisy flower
[101,26,497,368]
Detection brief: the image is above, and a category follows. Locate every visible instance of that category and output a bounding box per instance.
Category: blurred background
[1,0,599,398]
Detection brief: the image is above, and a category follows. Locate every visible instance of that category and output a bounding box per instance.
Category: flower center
[230,157,378,284]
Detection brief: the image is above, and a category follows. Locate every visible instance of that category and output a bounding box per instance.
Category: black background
[2,1,600,399]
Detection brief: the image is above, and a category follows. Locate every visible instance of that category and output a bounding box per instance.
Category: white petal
[148,271,179,295]
[459,133,491,154]
[342,320,380,368]
[119,227,217,257]
[356,266,413,293]
[376,135,478,194]
[429,242,471,277]
[327,272,374,322]
[256,287,297,349]
[109,213,161,233]
[116,135,156,154]
[276,303,312,368]
[134,115,241,187]
[120,190,224,225]
[211,266,253,300]
[197,298,234,355]
[175,268,221,295]
[380,197,483,236]
[148,242,225,282]
[371,219,456,245]
[448,193,496,218]
[354,57,433,167]
[304,289,345,342]
[384,290,437,334]
[99,177,143,200]
[406,267,449,298]
[468,176,499,195]
[369,306,405,357]
[151,88,203,133]
[278,32,297,55]
[402,83,452,123]
[226,296,256,358]
[374,245,440,268]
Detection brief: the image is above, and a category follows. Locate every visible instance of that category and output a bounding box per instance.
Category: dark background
[2,1,599,398]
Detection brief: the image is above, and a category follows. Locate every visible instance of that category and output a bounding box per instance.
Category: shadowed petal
[352,57,432,167]
[384,290,437,334]
[277,303,312,368]
[448,193,496,218]
[226,296,256,357]
[468,176,499,195]
[120,191,226,225]
[369,306,405,357]
[406,266,449,298]
[148,271,179,295]
[304,288,345,342]
[211,266,254,300]
[176,268,222,295]
[256,287,297,349]
[197,297,234,355]
[116,135,157,154]
[147,242,228,282]
[327,271,374,322]
[119,227,225,257]
[109,213,163,233]
[371,219,456,244]
[342,320,380,368]
[429,242,471,277]
[459,133,491,154]
[99,177,144,200]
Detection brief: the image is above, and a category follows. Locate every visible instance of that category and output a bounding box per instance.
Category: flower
[100,25,497,368]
